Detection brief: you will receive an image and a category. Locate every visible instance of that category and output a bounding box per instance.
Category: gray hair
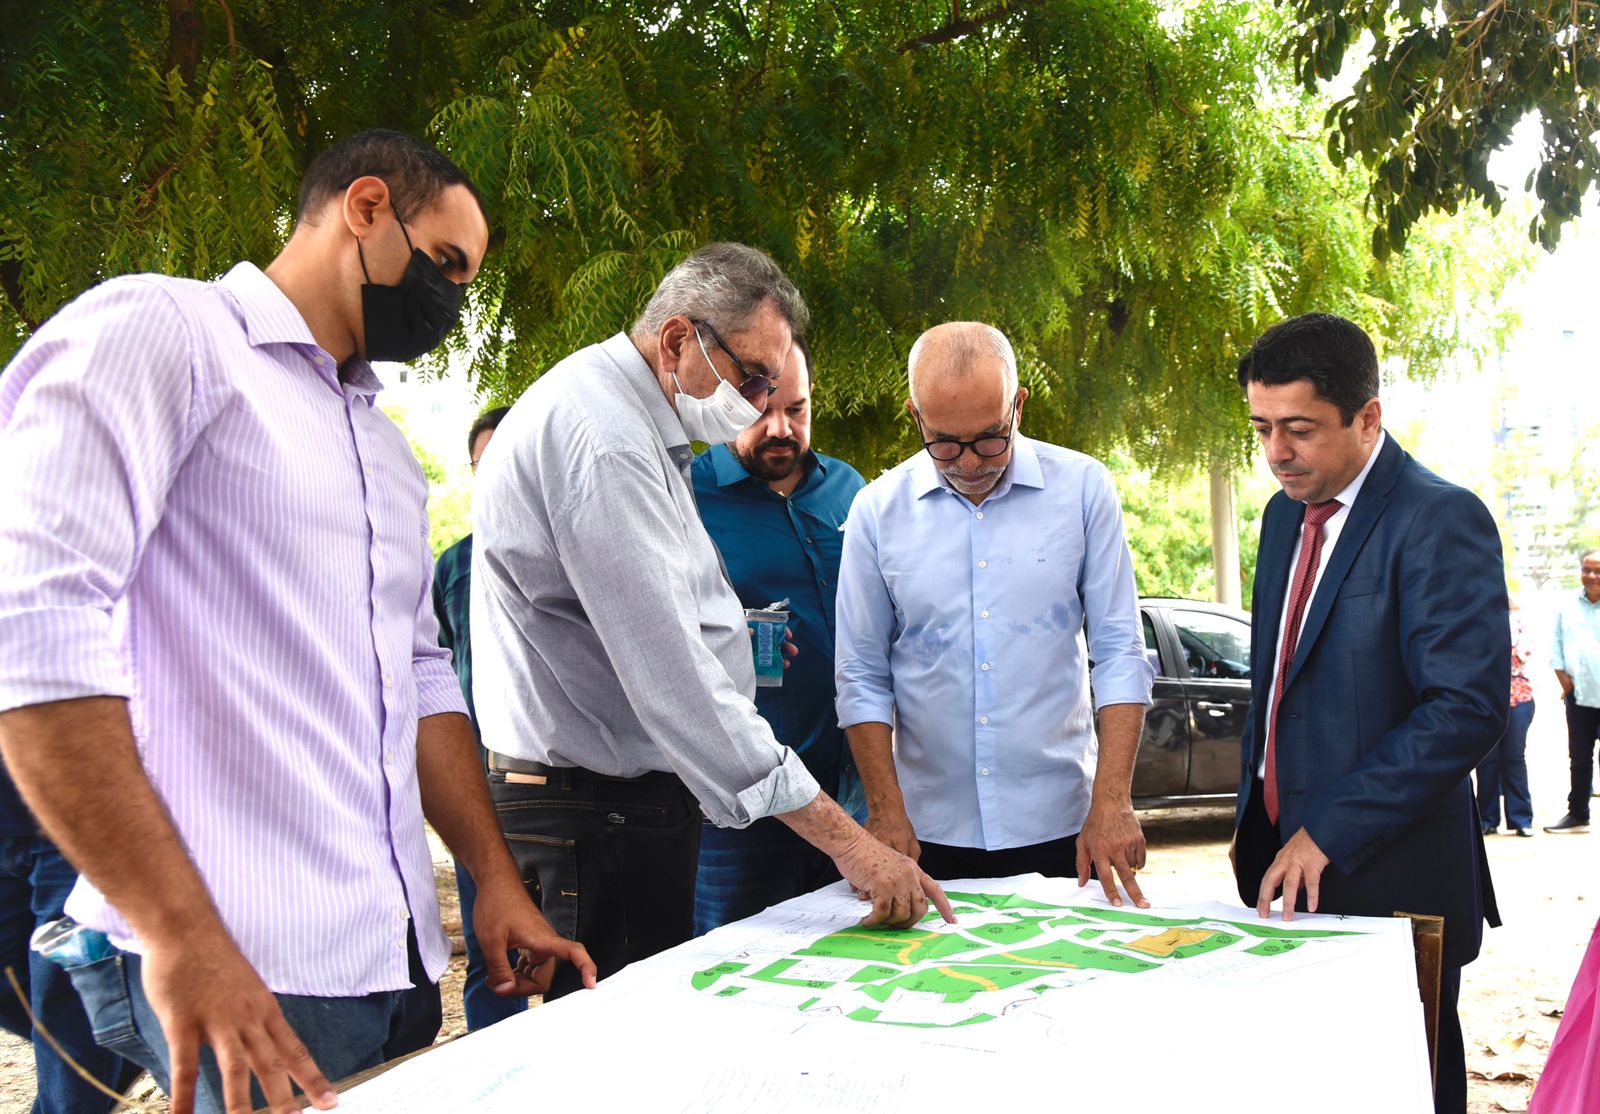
[632,242,809,340]
[907,322,1018,410]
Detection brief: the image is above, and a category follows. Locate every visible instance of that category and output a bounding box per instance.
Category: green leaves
[1283,0,1600,254]
[0,0,1531,480]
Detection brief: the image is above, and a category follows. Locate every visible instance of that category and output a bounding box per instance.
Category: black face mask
[357,215,464,363]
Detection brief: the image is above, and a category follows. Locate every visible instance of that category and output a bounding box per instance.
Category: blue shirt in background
[433,534,477,730]
[691,445,866,813]
[1552,589,1600,708]
[834,434,1153,850]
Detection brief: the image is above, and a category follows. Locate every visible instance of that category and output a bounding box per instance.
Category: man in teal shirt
[1547,548,1600,833]
[431,405,523,1025]
[690,338,867,932]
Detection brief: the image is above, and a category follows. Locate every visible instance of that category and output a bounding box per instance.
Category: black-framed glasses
[919,395,1019,461]
[692,319,779,405]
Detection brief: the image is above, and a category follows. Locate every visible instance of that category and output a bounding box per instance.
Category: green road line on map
[860,964,1043,1000]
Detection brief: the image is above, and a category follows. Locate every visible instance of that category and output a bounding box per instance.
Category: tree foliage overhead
[2,1,1527,477]
[1284,0,1600,255]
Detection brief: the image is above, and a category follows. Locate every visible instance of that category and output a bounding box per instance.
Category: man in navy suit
[1231,313,1506,1114]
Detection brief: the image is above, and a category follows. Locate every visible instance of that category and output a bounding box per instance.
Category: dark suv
[1128,598,1253,807]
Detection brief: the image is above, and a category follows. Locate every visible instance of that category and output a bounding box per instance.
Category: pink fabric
[1264,498,1342,824]
[1531,918,1600,1113]
[0,265,464,996]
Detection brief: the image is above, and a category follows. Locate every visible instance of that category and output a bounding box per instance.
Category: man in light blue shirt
[1546,548,1600,833]
[835,322,1155,905]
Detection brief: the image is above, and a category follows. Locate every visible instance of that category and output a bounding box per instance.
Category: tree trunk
[1210,458,1241,608]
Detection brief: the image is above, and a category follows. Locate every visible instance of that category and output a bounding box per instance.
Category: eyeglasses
[692,319,779,405]
[919,395,1019,462]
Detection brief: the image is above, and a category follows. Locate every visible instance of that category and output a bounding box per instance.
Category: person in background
[431,405,523,1028]
[1546,548,1600,834]
[690,337,868,934]
[1476,594,1535,836]
[1,767,142,1113]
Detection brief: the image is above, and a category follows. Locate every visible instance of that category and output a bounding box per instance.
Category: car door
[1130,607,1191,801]
[1169,607,1253,795]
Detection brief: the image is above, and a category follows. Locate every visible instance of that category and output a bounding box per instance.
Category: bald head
[907,322,1018,411]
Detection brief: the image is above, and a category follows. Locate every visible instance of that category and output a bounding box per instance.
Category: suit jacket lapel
[1283,435,1403,692]
[1250,493,1298,760]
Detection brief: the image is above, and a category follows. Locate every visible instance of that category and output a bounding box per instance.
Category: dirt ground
[2,703,1591,1112]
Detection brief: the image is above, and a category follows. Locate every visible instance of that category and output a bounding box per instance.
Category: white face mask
[671,329,764,444]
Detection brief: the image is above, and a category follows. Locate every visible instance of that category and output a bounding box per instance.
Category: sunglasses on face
[692,319,779,405]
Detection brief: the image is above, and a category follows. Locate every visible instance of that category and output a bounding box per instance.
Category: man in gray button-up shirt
[473,244,951,996]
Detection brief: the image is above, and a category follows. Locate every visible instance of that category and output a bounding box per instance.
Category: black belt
[486,752,684,789]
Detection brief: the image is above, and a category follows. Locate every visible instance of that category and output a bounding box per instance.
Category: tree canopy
[1285,0,1600,255]
[2,1,1529,477]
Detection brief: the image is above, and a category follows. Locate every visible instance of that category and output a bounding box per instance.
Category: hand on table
[139,933,335,1114]
[1255,826,1330,921]
[1076,797,1150,908]
[833,828,955,929]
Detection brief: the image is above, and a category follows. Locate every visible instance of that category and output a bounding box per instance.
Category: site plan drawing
[336,875,1432,1114]
[690,886,1382,1028]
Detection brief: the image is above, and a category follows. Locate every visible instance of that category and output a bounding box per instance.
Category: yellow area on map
[937,967,1000,991]
[1124,927,1215,957]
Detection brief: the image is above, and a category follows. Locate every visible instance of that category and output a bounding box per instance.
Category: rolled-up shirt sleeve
[411,513,467,721]
[834,493,897,729]
[553,450,818,827]
[0,280,196,712]
[1078,463,1154,709]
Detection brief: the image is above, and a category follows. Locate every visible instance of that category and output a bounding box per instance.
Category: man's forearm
[1556,670,1574,697]
[775,788,863,858]
[845,721,905,817]
[1091,703,1145,806]
[0,696,225,945]
[415,711,520,888]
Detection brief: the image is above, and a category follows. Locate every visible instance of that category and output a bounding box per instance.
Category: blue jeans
[67,929,441,1112]
[0,834,141,1114]
[451,859,525,1031]
[1476,699,1535,829]
[694,817,844,936]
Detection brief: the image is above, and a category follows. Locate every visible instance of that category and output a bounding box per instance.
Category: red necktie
[1264,499,1342,825]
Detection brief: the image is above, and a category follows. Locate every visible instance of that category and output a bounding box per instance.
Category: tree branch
[0,258,40,334]
[167,0,201,83]
[895,0,1035,53]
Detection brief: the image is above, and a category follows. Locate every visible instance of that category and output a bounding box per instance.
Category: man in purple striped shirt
[0,130,593,1114]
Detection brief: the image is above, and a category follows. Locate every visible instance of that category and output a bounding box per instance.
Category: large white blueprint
[338,874,1433,1113]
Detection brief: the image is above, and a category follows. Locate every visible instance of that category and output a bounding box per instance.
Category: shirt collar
[601,333,690,455]
[217,262,383,403]
[1326,429,1386,508]
[912,432,1044,500]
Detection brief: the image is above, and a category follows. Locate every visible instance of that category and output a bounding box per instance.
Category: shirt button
[978,560,987,569]
[980,767,991,777]
[980,715,989,725]
[980,610,990,619]
[383,674,394,689]
[975,512,984,520]
[981,662,991,671]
